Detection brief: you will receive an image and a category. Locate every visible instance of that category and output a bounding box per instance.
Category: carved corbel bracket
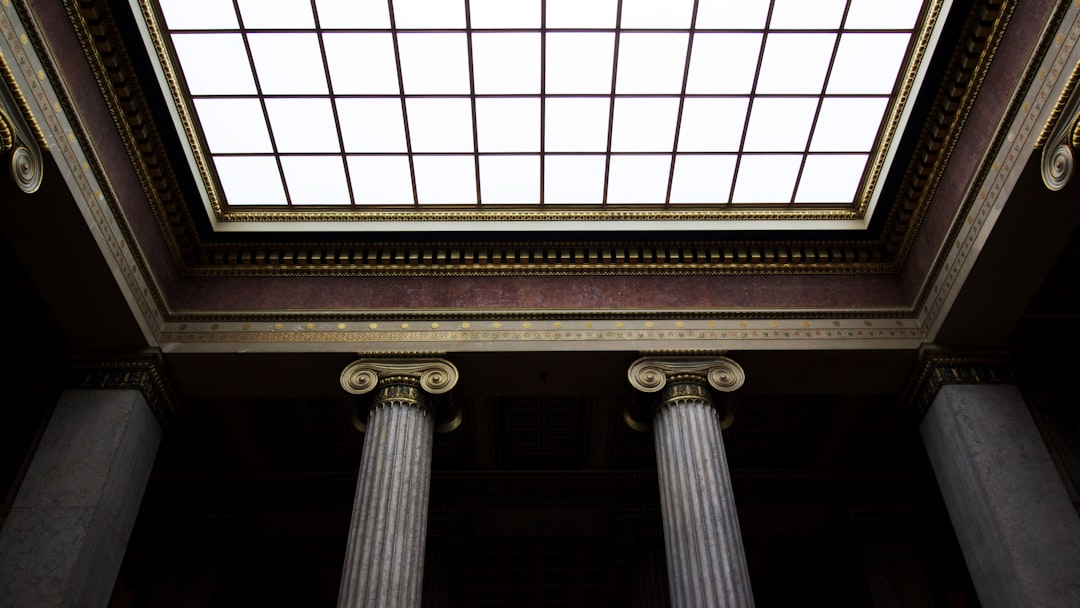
[340,358,461,433]
[625,356,746,431]
[0,60,43,194]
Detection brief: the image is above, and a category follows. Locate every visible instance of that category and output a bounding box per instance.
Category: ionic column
[627,356,754,608]
[337,359,460,608]
[912,355,1080,608]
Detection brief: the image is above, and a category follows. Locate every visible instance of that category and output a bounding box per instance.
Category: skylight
[148,0,932,214]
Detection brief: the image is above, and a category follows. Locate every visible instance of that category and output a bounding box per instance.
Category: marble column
[0,388,163,607]
[921,381,1080,608]
[627,357,754,608]
[337,359,460,608]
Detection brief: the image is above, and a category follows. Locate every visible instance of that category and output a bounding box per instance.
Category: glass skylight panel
[323,34,399,94]
[248,34,328,95]
[828,34,912,94]
[192,99,272,153]
[480,156,540,204]
[476,98,540,152]
[607,156,672,204]
[214,157,287,205]
[314,0,390,29]
[336,99,408,153]
[620,0,693,29]
[265,99,340,153]
[155,0,932,212]
[610,98,680,152]
[615,34,689,94]
[795,155,869,203]
[397,33,470,94]
[694,0,770,29]
[670,155,737,204]
[678,98,749,152]
[171,34,255,95]
[237,0,314,29]
[755,33,836,95]
[405,99,474,153]
[281,156,350,205]
[545,156,606,204]
[545,98,610,152]
[414,156,477,204]
[685,34,762,94]
[472,33,540,95]
[348,156,413,204]
[157,0,237,29]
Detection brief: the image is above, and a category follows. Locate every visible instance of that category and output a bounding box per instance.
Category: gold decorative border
[58,0,1012,277]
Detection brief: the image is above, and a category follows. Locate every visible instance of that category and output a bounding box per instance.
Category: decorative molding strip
[64,353,181,425]
[903,349,1014,416]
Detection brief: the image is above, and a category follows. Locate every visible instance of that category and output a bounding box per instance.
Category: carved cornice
[340,358,461,433]
[903,349,1014,416]
[64,353,181,426]
[54,0,1014,277]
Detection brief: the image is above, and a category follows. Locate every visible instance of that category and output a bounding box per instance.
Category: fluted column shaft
[338,379,436,608]
[653,378,754,608]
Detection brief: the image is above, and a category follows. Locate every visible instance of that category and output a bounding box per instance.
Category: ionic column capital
[626,356,745,431]
[340,358,461,433]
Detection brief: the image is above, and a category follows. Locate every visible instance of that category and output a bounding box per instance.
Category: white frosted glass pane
[677,98,748,152]
[610,98,679,152]
[248,34,328,94]
[795,154,868,203]
[480,156,540,203]
[545,98,610,152]
[265,99,340,153]
[695,0,769,29]
[769,0,846,29]
[544,155,606,204]
[398,33,470,94]
[194,98,272,153]
[324,34,399,94]
[621,0,693,29]
[810,98,889,152]
[337,98,408,152]
[472,33,540,95]
[347,156,414,204]
[159,0,237,29]
[546,0,617,28]
[607,155,671,204]
[215,156,287,204]
[732,155,801,203]
[393,0,466,28]
[470,0,540,28]
[414,156,477,204]
[828,33,911,94]
[743,98,817,152]
[315,0,391,28]
[685,34,762,94]
[237,0,314,28]
[846,0,923,29]
[476,98,539,152]
[670,155,736,203]
[171,34,255,95]
[406,99,474,152]
[755,33,835,94]
[546,33,615,94]
[281,156,350,204]
[616,34,688,94]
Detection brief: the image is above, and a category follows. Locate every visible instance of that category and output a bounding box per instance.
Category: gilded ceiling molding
[64,353,182,426]
[0,50,42,192]
[1039,58,1080,190]
[58,0,1011,277]
[903,349,1013,417]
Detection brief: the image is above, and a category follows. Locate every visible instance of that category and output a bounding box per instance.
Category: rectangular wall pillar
[0,389,161,607]
[921,383,1080,608]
